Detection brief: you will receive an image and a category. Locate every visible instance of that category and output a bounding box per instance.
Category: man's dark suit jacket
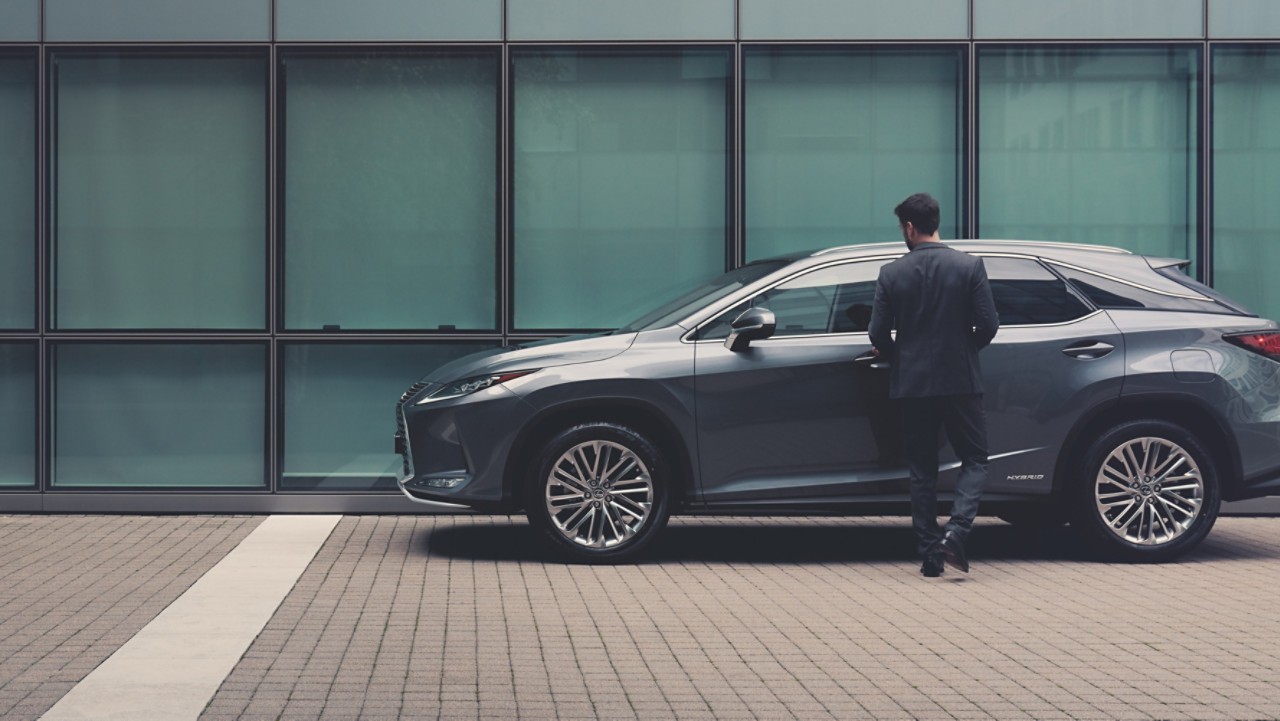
[868,242,1000,399]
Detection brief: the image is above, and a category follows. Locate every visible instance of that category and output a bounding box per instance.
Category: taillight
[1224,331,1280,361]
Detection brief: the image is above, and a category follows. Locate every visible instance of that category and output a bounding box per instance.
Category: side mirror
[724,307,776,352]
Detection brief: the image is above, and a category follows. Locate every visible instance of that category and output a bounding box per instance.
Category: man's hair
[894,193,941,236]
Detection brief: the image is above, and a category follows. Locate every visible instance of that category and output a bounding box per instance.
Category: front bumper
[394,383,531,511]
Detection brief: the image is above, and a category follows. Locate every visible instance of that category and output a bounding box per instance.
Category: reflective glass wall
[1213,46,1280,319]
[1,1,1279,506]
[744,46,963,259]
[978,46,1200,261]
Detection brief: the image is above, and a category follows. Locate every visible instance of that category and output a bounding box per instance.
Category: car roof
[771,239,1183,280]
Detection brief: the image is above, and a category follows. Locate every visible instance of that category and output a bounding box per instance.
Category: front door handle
[854,351,890,370]
[1062,340,1115,360]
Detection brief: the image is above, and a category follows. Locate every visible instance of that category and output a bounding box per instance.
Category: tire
[1071,419,1221,562]
[525,422,672,563]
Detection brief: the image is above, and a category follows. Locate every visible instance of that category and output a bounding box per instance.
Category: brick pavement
[200,515,1280,721]
[0,515,264,720]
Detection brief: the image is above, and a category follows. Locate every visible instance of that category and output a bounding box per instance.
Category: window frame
[508,43,736,335]
[0,48,38,333]
[275,45,504,335]
[47,46,272,333]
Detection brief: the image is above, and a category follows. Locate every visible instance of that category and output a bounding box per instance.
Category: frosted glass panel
[508,0,733,40]
[0,1,39,41]
[282,343,497,490]
[53,53,266,329]
[741,0,967,40]
[745,47,963,260]
[46,0,269,41]
[978,47,1199,261]
[513,50,730,330]
[276,0,500,41]
[0,344,35,487]
[54,344,266,488]
[0,55,35,329]
[1210,0,1280,39]
[974,0,1203,39]
[1213,47,1280,320]
[284,52,498,330]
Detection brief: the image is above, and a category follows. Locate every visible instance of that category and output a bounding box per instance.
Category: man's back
[868,243,999,399]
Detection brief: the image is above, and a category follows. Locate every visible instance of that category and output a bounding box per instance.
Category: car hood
[420,331,638,383]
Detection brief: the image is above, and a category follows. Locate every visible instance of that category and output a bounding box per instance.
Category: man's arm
[869,270,896,358]
[970,259,999,350]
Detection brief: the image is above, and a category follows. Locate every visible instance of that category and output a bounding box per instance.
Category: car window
[982,257,1093,325]
[1051,263,1226,313]
[1154,266,1254,316]
[695,260,889,340]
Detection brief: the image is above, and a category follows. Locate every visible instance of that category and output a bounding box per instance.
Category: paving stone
[0,515,263,720]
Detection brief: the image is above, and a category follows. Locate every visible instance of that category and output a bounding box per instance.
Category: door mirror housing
[725,307,776,352]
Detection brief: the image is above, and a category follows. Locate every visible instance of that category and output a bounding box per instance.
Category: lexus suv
[394,241,1280,562]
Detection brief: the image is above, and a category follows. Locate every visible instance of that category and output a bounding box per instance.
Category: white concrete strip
[40,515,341,721]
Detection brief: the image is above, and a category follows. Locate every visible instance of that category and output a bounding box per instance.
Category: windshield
[616,260,791,333]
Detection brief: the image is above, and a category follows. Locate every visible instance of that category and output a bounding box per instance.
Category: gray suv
[394,241,1280,562]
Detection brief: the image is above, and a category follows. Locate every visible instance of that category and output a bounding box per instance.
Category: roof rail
[811,241,903,256]
[952,239,1132,254]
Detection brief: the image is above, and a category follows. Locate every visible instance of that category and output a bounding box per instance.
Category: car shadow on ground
[425,516,1280,565]
[427,518,1093,565]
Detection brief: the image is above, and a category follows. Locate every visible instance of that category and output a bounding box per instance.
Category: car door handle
[854,351,890,370]
[1061,341,1115,360]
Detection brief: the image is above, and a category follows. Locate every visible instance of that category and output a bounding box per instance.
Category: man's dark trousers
[902,393,988,556]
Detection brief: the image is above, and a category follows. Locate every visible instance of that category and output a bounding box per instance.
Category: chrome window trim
[1047,260,1210,301]
[682,308,1107,344]
[677,254,901,343]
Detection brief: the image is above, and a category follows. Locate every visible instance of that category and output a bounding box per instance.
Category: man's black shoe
[940,530,969,573]
[920,554,945,577]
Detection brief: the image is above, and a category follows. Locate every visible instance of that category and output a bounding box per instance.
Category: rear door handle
[1061,341,1115,360]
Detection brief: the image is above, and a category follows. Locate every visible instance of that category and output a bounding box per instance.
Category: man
[868,193,999,578]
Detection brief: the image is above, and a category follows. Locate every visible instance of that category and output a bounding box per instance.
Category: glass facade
[0,344,35,487]
[281,342,495,490]
[512,48,730,330]
[745,47,962,259]
[0,1,1277,506]
[978,46,1200,261]
[0,54,34,330]
[53,344,266,488]
[282,51,498,331]
[1213,46,1280,321]
[52,52,267,330]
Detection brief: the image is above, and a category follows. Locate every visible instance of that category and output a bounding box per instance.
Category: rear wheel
[1072,419,1220,562]
[525,422,671,563]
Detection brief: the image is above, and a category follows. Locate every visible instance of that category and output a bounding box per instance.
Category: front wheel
[525,422,672,563]
[1072,419,1220,562]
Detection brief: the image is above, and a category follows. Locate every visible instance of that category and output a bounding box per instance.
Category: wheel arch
[503,398,696,512]
[1051,393,1242,501]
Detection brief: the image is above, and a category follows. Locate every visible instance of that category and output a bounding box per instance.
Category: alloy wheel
[1094,436,1204,545]
[544,440,654,548]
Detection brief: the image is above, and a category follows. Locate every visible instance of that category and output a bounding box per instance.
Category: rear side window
[982,257,1092,325]
[1154,267,1254,316]
[1052,263,1233,314]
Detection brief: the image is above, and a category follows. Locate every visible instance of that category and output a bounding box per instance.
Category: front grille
[396,381,429,477]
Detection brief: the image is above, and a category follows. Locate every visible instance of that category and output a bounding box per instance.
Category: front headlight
[415,369,539,405]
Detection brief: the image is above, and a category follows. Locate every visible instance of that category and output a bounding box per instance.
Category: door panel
[694,333,904,502]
